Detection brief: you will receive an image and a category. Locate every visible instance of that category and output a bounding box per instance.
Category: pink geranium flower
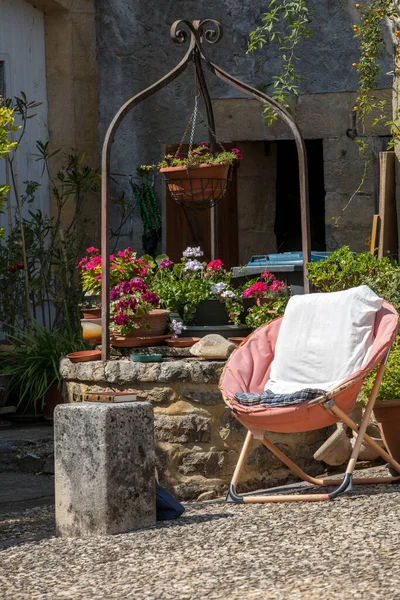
[206,259,224,271]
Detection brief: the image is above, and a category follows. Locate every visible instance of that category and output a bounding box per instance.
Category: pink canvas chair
[220,287,400,503]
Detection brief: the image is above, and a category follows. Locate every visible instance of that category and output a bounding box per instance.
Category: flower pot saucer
[110,334,172,348]
[228,337,247,346]
[166,337,200,348]
[67,350,102,363]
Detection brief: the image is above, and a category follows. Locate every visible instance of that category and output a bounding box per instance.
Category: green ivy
[248,0,313,124]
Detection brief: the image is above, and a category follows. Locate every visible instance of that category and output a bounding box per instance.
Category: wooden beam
[378,151,398,259]
[370,214,380,256]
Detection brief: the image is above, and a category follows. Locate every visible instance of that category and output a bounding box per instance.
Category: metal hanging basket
[161,162,233,210]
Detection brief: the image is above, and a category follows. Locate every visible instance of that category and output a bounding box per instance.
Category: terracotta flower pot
[82,308,102,319]
[374,400,400,466]
[44,381,64,421]
[160,162,230,203]
[81,318,102,345]
[129,309,170,337]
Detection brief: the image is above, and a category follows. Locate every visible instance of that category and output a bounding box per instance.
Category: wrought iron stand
[101,19,311,360]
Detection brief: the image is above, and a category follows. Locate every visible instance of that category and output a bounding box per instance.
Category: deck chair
[220,286,400,503]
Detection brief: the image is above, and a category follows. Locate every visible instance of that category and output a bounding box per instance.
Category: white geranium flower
[182,246,204,259]
[183,259,203,272]
[211,282,227,294]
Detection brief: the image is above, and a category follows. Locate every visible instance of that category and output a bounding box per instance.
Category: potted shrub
[361,340,400,471]
[146,247,244,326]
[141,144,242,205]
[0,322,87,419]
[77,246,150,313]
[109,277,169,342]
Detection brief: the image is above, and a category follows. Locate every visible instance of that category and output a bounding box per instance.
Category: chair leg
[226,431,331,503]
[226,430,252,503]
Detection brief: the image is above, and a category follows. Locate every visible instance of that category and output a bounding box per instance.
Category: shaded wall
[96,0,393,257]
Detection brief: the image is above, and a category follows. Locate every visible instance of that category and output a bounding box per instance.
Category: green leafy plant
[245,295,289,329]
[307,246,400,311]
[248,1,400,226]
[0,321,87,414]
[360,338,400,402]
[130,171,162,256]
[0,94,103,334]
[0,101,19,239]
[242,270,291,329]
[140,143,242,171]
[109,278,160,336]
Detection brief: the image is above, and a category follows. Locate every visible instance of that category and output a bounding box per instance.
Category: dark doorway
[275,139,326,252]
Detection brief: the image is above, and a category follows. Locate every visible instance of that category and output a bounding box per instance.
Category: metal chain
[196,108,226,153]
[188,94,198,158]
[175,113,195,158]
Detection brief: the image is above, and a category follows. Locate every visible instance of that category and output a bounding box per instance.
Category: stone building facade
[5,0,394,261]
[95,0,394,261]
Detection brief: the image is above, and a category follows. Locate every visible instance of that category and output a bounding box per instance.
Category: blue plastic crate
[247,251,329,267]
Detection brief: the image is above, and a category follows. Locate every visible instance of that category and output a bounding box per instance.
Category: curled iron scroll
[170,19,223,48]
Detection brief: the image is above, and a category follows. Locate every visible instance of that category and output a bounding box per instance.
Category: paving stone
[1,466,399,600]
[42,455,55,475]
[18,453,44,473]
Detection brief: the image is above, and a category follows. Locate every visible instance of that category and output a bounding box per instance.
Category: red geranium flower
[206,259,223,271]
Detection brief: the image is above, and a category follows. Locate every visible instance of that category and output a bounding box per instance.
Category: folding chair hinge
[322,399,335,410]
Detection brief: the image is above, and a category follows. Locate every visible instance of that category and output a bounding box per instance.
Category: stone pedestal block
[54,402,156,537]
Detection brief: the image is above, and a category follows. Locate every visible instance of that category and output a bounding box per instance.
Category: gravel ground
[1,468,400,600]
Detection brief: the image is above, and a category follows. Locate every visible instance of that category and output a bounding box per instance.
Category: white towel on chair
[266,285,383,394]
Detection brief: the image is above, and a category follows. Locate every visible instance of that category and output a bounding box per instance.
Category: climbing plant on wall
[249,1,400,231]
[249,0,400,145]
[248,0,313,124]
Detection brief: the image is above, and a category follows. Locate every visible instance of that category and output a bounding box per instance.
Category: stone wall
[96,0,393,255]
[61,357,333,500]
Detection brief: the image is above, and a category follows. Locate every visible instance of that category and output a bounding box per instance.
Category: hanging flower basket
[160,162,231,209]
[141,143,241,211]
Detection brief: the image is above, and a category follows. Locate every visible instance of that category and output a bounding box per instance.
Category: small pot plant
[360,338,400,473]
[146,247,244,326]
[77,246,150,301]
[109,277,169,341]
[0,322,87,419]
[242,270,290,330]
[141,143,242,204]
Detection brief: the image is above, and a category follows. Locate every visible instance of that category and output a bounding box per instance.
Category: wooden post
[378,151,398,259]
[370,214,380,256]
